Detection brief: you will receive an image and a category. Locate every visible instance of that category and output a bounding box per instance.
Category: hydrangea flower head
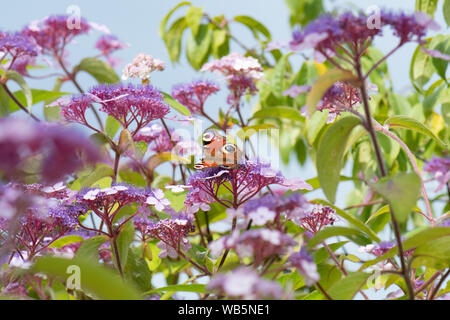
[296,204,337,233]
[0,32,40,73]
[23,15,90,56]
[289,248,320,286]
[122,53,165,81]
[171,80,220,114]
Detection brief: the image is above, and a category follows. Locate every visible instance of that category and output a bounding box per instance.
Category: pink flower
[122,53,165,81]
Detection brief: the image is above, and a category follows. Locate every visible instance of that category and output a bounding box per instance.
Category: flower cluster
[90,83,170,133]
[295,205,337,233]
[171,80,220,114]
[209,229,296,264]
[23,15,91,56]
[122,53,165,81]
[317,81,362,123]
[0,31,40,74]
[207,267,287,299]
[423,157,450,192]
[201,52,263,106]
[95,34,128,67]
[288,248,320,286]
[289,11,439,62]
[59,83,170,134]
[185,160,312,212]
[0,187,84,261]
[0,118,101,183]
[134,214,194,258]
[134,123,180,153]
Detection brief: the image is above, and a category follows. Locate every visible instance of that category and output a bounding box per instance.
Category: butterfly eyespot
[194,164,205,170]
[222,144,237,154]
[202,132,214,143]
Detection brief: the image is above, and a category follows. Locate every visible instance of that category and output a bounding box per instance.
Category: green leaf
[306,110,328,145]
[125,248,152,292]
[43,79,65,122]
[76,235,108,261]
[112,221,135,272]
[0,85,10,116]
[5,70,32,109]
[385,115,447,148]
[317,116,362,203]
[233,15,271,40]
[105,116,121,138]
[312,199,380,242]
[306,69,357,116]
[412,237,450,269]
[236,124,277,140]
[370,172,422,223]
[366,205,390,223]
[31,256,141,300]
[212,29,229,58]
[307,226,370,249]
[159,1,191,38]
[75,58,120,84]
[327,272,370,300]
[271,53,292,98]
[410,44,434,91]
[48,235,84,249]
[445,0,450,27]
[161,91,191,116]
[186,6,203,36]
[415,0,439,17]
[9,89,69,114]
[71,164,114,190]
[359,227,450,271]
[252,106,304,122]
[186,24,212,70]
[285,0,324,27]
[431,37,450,80]
[146,284,205,294]
[164,17,188,62]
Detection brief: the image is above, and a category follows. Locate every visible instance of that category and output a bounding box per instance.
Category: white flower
[42,182,66,193]
[146,189,171,211]
[122,53,165,81]
[83,189,100,200]
[165,185,191,193]
[248,207,276,226]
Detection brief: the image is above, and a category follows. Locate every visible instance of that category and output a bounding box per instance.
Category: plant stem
[356,62,415,300]
[113,151,121,183]
[56,56,104,130]
[429,269,450,300]
[1,83,40,122]
[316,282,333,300]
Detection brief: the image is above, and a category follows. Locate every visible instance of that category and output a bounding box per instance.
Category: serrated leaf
[317,116,362,203]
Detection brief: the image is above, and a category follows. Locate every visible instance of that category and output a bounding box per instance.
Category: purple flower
[95,34,128,55]
[185,159,311,211]
[289,248,320,286]
[0,118,101,183]
[207,267,286,299]
[22,15,90,56]
[283,85,311,98]
[0,32,40,73]
[423,157,450,192]
[171,80,220,114]
[288,11,438,62]
[209,229,296,264]
[296,205,337,233]
[89,83,170,134]
[146,189,171,211]
[134,214,195,258]
[201,52,263,106]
